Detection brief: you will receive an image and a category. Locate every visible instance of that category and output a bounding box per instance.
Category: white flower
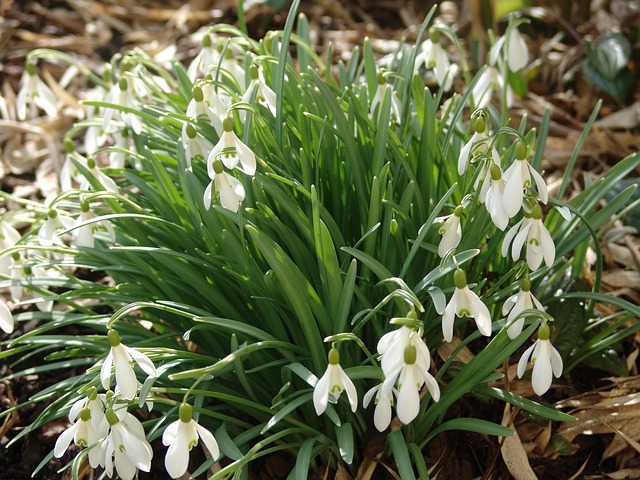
[502,144,548,218]
[313,347,358,415]
[187,85,223,135]
[241,65,277,116]
[517,323,563,395]
[16,62,58,120]
[370,73,402,120]
[483,163,509,230]
[73,206,116,249]
[458,116,492,176]
[377,325,414,376]
[489,23,529,72]
[470,66,514,110]
[208,118,256,176]
[108,131,129,169]
[442,269,492,342]
[363,382,395,432]
[501,204,555,271]
[503,278,546,339]
[379,332,440,426]
[9,255,53,312]
[162,403,220,479]
[53,407,108,462]
[416,35,458,91]
[182,123,213,171]
[102,77,142,135]
[100,329,156,400]
[79,156,119,194]
[60,140,87,192]
[38,208,75,247]
[187,33,220,80]
[437,206,463,258]
[0,219,20,277]
[0,297,13,334]
[98,408,153,480]
[203,167,245,213]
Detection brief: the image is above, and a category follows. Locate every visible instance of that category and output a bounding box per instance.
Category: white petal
[503,162,526,218]
[164,431,190,478]
[162,420,180,446]
[438,216,461,257]
[313,368,331,415]
[373,388,393,432]
[528,165,548,204]
[113,346,138,400]
[0,299,14,333]
[203,181,213,210]
[539,224,556,267]
[489,36,506,66]
[502,220,521,258]
[421,371,441,402]
[550,344,564,378]
[396,368,420,425]
[362,384,379,409]
[468,291,492,336]
[341,371,358,413]
[512,221,533,262]
[54,423,78,457]
[235,138,256,176]
[517,343,536,378]
[531,342,552,395]
[216,173,244,213]
[195,422,220,460]
[125,346,156,377]
[507,29,529,71]
[100,351,114,391]
[442,295,457,342]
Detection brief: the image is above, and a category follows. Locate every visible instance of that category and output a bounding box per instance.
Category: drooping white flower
[458,116,492,176]
[437,205,463,258]
[502,142,548,218]
[483,163,510,230]
[108,130,130,169]
[503,277,546,339]
[203,158,246,213]
[470,66,514,110]
[98,408,153,480]
[489,23,530,72]
[182,123,213,171]
[73,204,116,249]
[162,403,220,479]
[517,323,563,395]
[377,325,414,376]
[0,219,21,277]
[416,32,458,91]
[207,118,256,176]
[38,208,75,247]
[9,254,53,312]
[0,297,13,334]
[187,33,221,81]
[102,77,142,135]
[241,65,277,116]
[59,139,87,192]
[186,85,223,136]
[54,407,106,460]
[16,62,58,120]
[79,156,119,194]
[370,72,402,120]
[313,347,358,415]
[378,332,440,426]
[363,382,395,432]
[100,329,156,400]
[501,204,555,271]
[442,269,492,342]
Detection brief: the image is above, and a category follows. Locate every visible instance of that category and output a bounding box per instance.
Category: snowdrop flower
[378,332,440,426]
[442,269,492,342]
[0,297,13,334]
[73,203,116,249]
[162,403,220,479]
[490,23,529,72]
[100,329,156,400]
[370,71,402,120]
[437,205,463,258]
[502,142,548,218]
[313,347,358,415]
[38,208,75,247]
[484,164,509,230]
[219,47,247,88]
[458,116,491,176]
[99,408,153,480]
[416,28,459,91]
[188,33,220,81]
[182,123,213,171]
[108,130,130,169]
[68,387,106,430]
[203,158,246,212]
[187,85,223,135]
[208,117,256,175]
[501,204,555,271]
[0,219,20,277]
[16,61,58,120]
[377,325,414,376]
[79,157,119,194]
[241,65,276,116]
[517,322,563,395]
[102,77,142,135]
[60,139,86,192]
[54,404,108,464]
[470,66,514,110]
[9,255,53,312]
[503,277,546,339]
[362,381,395,432]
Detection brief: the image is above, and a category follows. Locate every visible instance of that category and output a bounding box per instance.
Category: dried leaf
[500,405,538,480]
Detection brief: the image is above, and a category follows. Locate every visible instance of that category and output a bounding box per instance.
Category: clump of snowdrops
[1,3,639,479]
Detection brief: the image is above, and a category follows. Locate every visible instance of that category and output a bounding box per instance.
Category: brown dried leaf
[500,405,538,480]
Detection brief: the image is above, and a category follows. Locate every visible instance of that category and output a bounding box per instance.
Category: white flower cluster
[54,329,220,479]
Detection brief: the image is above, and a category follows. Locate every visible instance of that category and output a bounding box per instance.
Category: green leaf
[588,33,631,80]
[473,386,575,422]
[388,430,416,480]
[426,417,515,442]
[293,436,318,480]
[335,422,354,464]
